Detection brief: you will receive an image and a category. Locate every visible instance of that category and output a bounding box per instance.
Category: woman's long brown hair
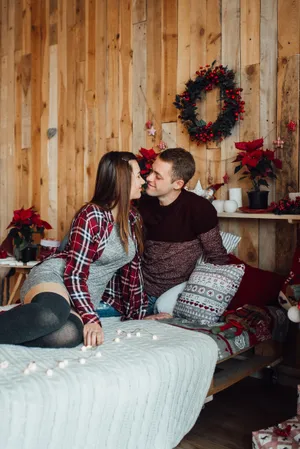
[90,151,143,254]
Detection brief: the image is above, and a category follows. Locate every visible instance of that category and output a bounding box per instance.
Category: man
[138,147,228,305]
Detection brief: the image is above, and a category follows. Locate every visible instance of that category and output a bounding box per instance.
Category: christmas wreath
[174,62,244,144]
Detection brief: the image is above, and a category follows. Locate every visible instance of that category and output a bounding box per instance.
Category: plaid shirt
[51,204,147,325]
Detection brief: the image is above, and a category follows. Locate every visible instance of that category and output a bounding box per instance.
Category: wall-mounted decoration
[173,62,244,145]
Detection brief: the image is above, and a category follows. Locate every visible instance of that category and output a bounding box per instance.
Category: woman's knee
[31,292,71,329]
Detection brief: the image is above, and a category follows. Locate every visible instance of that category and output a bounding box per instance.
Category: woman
[0,151,147,348]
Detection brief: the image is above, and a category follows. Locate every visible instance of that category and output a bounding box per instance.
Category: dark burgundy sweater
[139,190,228,297]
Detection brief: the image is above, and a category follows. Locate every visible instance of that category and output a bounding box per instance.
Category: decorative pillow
[228,254,285,309]
[278,247,300,311]
[197,231,241,265]
[173,262,245,324]
[155,282,187,314]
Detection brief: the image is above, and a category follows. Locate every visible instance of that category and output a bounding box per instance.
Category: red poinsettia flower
[233,138,282,191]
[7,207,52,230]
[234,137,264,152]
[138,147,158,161]
[241,154,259,168]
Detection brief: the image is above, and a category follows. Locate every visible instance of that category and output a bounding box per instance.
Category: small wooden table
[0,257,39,305]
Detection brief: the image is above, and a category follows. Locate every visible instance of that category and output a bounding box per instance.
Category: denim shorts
[95,294,158,319]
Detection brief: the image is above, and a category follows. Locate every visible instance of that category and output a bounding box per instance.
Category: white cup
[212,200,225,213]
[224,200,238,213]
[289,192,300,201]
[229,188,242,208]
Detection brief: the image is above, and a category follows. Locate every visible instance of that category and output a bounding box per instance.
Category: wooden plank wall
[0,0,299,274]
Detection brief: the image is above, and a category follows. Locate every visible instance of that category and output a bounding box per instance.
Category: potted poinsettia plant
[233,138,282,209]
[7,206,52,262]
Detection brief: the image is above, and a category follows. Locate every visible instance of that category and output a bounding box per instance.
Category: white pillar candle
[229,188,242,208]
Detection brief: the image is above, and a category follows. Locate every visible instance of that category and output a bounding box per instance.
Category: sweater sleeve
[63,206,103,326]
[198,225,229,265]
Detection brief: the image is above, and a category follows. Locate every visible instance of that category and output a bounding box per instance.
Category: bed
[162,305,288,397]
[0,312,218,449]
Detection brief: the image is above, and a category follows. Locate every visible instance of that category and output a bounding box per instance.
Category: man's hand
[144,313,172,320]
[83,323,104,346]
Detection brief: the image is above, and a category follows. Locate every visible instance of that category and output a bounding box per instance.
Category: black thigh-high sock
[0,292,70,345]
[23,313,83,348]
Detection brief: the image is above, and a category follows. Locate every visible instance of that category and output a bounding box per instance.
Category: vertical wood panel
[161,0,177,123]
[276,0,300,274]
[176,0,190,152]
[206,0,221,186]
[74,0,85,207]
[106,0,120,151]
[132,0,146,24]
[146,0,161,148]
[221,0,241,194]
[95,0,106,173]
[57,0,67,238]
[66,0,77,224]
[132,22,147,152]
[15,50,22,209]
[119,0,132,153]
[7,1,15,228]
[40,0,50,225]
[259,0,277,271]
[48,45,58,237]
[189,0,206,188]
[31,1,42,211]
[0,55,8,238]
[239,0,260,267]
[85,0,97,200]
[22,0,31,54]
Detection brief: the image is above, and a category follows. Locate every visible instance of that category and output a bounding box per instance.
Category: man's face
[146,158,183,199]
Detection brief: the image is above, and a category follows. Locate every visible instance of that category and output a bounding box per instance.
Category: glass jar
[39,239,60,261]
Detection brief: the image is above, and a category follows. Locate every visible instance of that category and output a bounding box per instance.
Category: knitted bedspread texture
[0,315,217,449]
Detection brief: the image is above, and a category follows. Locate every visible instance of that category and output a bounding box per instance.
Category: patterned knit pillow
[173,262,245,324]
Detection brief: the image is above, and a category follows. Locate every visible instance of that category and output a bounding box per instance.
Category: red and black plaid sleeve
[63,204,113,325]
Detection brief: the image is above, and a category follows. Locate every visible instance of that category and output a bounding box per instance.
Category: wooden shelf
[217,212,300,224]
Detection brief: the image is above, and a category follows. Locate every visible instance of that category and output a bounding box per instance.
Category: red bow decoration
[273,425,291,437]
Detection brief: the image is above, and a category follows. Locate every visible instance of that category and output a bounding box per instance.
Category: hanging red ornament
[286,120,297,132]
[145,120,153,130]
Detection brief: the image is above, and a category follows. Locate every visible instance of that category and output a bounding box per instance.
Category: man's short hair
[158,148,195,185]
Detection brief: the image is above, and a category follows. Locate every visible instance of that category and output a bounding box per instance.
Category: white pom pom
[114,337,120,343]
[46,369,53,377]
[28,362,37,372]
[23,368,30,375]
[58,361,65,369]
[127,333,132,338]
[152,335,158,340]
[136,332,141,337]
[288,306,300,323]
[81,346,87,352]
[0,361,9,369]
[79,358,86,365]
[95,352,102,358]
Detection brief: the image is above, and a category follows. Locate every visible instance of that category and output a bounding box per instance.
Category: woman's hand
[143,313,172,320]
[83,323,104,346]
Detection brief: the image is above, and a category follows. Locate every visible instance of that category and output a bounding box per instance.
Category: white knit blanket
[0,317,217,449]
